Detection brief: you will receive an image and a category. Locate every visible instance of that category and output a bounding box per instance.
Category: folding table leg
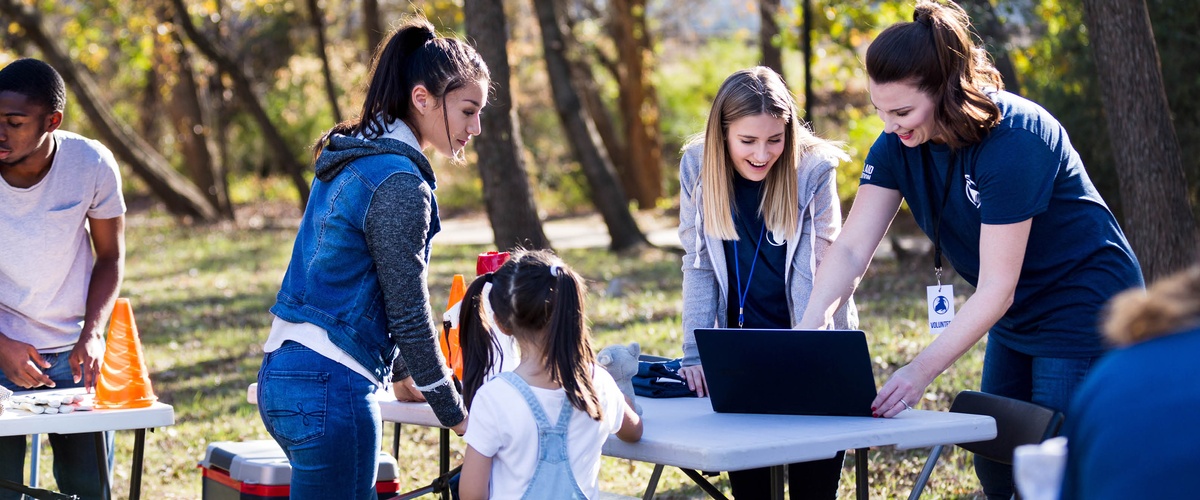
[769,465,785,500]
[855,448,869,500]
[130,428,147,500]
[392,422,402,458]
[908,444,944,500]
[641,464,664,500]
[680,468,729,500]
[439,428,451,500]
[28,435,38,488]
[94,433,110,500]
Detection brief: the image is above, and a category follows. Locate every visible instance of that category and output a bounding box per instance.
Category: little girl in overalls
[458,249,643,499]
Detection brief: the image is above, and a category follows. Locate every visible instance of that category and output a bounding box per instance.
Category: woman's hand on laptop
[678,364,708,397]
[871,363,931,418]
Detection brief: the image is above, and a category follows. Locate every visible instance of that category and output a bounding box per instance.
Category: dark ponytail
[312,17,489,161]
[489,250,602,421]
[542,263,601,420]
[866,0,1003,148]
[459,272,501,409]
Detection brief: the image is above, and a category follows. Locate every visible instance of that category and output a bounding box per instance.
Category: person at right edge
[1059,262,1200,499]
[795,1,1143,499]
[676,67,858,499]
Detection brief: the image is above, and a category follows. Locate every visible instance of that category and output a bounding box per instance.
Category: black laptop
[695,328,878,417]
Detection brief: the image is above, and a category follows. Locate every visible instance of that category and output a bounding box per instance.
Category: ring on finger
[899,398,912,410]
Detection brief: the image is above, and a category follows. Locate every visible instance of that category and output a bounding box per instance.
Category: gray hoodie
[678,143,858,366]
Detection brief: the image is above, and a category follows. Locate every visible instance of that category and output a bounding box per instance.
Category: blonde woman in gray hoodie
[676,67,857,499]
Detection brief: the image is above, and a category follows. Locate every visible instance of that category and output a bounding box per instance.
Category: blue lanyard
[732,223,767,328]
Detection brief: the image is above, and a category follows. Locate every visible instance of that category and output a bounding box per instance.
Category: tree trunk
[801,0,813,123]
[138,66,162,147]
[960,0,1021,95]
[610,0,663,209]
[575,65,627,185]
[362,0,383,62]
[163,20,233,218]
[564,8,633,199]
[463,0,551,251]
[759,0,783,75]
[170,0,311,207]
[532,0,648,252]
[0,0,219,221]
[306,0,343,123]
[1081,0,1197,282]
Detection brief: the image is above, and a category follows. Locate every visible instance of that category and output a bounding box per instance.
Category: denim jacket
[271,133,464,425]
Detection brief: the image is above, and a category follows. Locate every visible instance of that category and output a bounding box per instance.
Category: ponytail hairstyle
[866,0,1004,148]
[312,17,489,161]
[486,249,602,420]
[459,272,502,409]
[697,66,846,241]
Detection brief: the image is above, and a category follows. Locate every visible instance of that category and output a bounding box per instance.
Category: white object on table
[1,387,175,499]
[0,388,174,436]
[1014,436,1068,500]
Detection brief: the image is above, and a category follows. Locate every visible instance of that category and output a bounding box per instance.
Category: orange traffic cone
[440,275,466,380]
[94,298,157,409]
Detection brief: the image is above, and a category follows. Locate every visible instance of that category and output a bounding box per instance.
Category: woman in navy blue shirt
[797,1,1143,498]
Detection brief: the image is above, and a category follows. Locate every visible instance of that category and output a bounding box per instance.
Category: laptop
[695,328,878,417]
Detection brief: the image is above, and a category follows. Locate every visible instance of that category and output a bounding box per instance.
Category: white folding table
[604,396,995,499]
[1,388,174,500]
[248,384,994,499]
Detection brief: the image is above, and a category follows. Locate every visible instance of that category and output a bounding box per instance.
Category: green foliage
[1012,0,1200,221]
[1012,0,1118,215]
[10,0,1194,222]
[656,35,758,152]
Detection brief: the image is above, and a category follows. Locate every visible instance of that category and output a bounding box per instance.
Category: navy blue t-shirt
[723,173,789,329]
[860,91,1143,357]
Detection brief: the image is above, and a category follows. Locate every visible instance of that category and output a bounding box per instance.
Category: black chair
[908,391,1065,499]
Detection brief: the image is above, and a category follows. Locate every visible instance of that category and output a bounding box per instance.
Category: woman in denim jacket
[257,19,488,499]
[676,67,857,499]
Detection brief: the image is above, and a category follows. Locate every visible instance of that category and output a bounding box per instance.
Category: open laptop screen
[695,328,878,416]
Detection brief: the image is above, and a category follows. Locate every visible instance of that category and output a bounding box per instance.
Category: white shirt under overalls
[464,364,626,498]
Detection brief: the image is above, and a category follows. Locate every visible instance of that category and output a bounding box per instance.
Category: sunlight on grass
[86,210,988,499]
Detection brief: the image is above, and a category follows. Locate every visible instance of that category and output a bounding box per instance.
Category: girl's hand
[871,363,932,418]
[678,364,708,397]
[393,376,426,402]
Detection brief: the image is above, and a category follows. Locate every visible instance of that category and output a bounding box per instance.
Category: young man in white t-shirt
[0,58,126,500]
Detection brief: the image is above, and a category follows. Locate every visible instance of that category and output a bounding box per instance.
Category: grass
[29,206,986,499]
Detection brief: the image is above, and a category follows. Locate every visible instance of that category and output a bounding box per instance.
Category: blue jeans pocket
[260,371,330,446]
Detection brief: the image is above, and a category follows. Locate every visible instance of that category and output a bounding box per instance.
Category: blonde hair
[1103,264,1200,346]
[696,67,846,241]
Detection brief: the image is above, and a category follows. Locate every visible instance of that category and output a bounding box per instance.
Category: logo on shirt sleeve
[861,164,875,181]
[964,174,981,208]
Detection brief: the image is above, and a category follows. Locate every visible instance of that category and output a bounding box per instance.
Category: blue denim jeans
[257,341,382,500]
[0,351,115,500]
[975,339,1096,500]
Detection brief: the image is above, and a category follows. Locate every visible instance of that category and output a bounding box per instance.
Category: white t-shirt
[0,130,125,352]
[464,364,626,499]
